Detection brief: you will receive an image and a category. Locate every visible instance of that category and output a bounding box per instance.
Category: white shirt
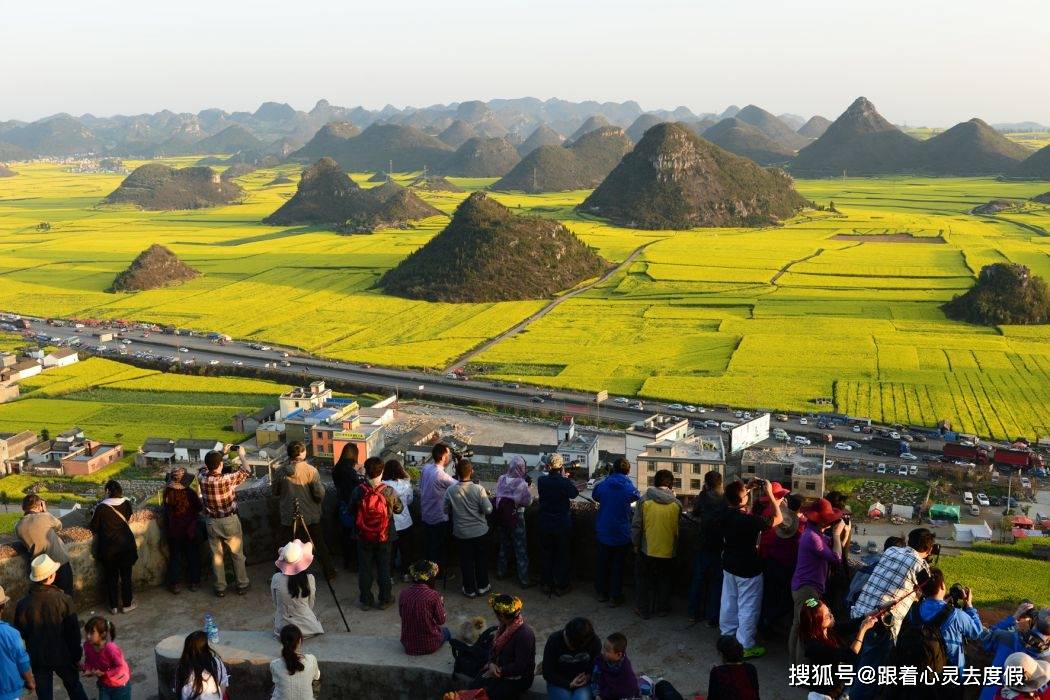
[383,478,414,532]
[180,656,229,700]
[271,573,324,638]
[270,653,319,700]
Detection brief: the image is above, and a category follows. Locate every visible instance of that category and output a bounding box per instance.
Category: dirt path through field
[770,246,825,284]
[445,241,657,371]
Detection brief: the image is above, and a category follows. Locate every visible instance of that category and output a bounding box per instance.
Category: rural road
[444,241,655,371]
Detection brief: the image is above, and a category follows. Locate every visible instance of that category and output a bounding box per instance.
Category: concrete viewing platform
[95,561,795,699]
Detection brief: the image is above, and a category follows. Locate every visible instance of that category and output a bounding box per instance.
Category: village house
[278,381,332,420]
[2,359,41,383]
[0,382,18,405]
[24,427,123,476]
[232,405,279,434]
[637,432,726,500]
[42,347,79,368]
[135,437,176,469]
[0,430,39,475]
[173,438,224,463]
[0,353,16,369]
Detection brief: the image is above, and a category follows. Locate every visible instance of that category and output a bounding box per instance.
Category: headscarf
[495,456,532,506]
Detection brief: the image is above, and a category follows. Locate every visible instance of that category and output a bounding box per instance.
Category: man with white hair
[536,454,579,596]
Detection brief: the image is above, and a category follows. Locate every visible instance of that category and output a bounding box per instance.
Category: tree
[40,428,50,441]
[0,492,8,512]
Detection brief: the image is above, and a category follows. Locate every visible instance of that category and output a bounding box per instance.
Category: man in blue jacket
[979,602,1050,700]
[592,458,640,607]
[914,568,983,673]
[0,585,34,699]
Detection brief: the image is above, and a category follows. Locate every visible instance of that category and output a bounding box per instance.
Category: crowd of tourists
[0,440,1047,699]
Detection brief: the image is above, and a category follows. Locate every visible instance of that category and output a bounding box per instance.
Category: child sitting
[591,632,640,700]
[707,635,759,700]
[81,616,132,699]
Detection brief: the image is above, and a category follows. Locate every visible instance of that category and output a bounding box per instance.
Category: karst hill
[108,244,200,292]
[494,126,632,193]
[104,164,243,209]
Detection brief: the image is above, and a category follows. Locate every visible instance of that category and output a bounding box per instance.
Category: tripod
[291,498,351,632]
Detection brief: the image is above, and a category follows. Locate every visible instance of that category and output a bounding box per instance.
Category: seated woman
[542,617,600,700]
[398,559,450,655]
[473,594,536,700]
[271,540,324,638]
[175,631,229,700]
[798,597,878,667]
[270,624,320,700]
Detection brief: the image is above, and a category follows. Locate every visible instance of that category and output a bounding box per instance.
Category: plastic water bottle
[204,613,219,645]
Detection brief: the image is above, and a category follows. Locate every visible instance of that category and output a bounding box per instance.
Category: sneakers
[743,645,766,659]
[236,584,250,596]
[461,588,477,599]
[122,603,137,613]
[110,607,119,615]
[477,584,492,596]
[215,589,226,598]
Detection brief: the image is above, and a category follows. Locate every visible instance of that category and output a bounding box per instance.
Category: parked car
[898,466,909,476]
[889,431,900,440]
[668,403,684,410]
[969,505,980,516]
[963,492,974,505]
[178,347,189,353]
[794,436,811,445]
[775,414,789,422]
[734,410,744,418]
[909,464,918,475]
[799,417,809,425]
[851,425,862,433]
[899,453,918,461]
[704,419,720,428]
[209,359,220,365]
[684,405,697,413]
[834,442,853,451]
[1020,477,1032,489]
[866,541,878,555]
[824,459,835,469]
[631,401,644,410]
[614,397,629,404]
[742,412,752,420]
[876,464,887,474]
[977,493,990,506]
[531,396,545,403]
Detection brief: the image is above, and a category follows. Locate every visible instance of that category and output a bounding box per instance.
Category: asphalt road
[14,315,953,468]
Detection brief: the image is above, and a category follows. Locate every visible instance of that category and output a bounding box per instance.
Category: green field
[0,357,291,508]
[2,162,1050,438]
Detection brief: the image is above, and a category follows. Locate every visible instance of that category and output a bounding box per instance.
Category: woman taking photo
[271,540,324,638]
[382,459,414,582]
[270,624,320,700]
[162,466,203,594]
[89,480,138,614]
[798,597,878,699]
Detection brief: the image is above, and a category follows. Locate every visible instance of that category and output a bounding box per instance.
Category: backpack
[450,626,497,681]
[494,496,519,531]
[892,601,952,674]
[355,484,391,543]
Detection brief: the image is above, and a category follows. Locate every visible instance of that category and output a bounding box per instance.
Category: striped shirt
[850,545,929,637]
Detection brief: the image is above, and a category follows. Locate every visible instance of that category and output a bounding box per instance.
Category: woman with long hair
[382,458,414,582]
[473,594,537,699]
[89,480,138,614]
[175,631,228,700]
[798,598,878,698]
[271,540,324,638]
[270,624,320,699]
[163,466,203,593]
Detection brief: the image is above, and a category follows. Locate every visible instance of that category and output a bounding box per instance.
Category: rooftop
[627,414,689,437]
[642,433,725,461]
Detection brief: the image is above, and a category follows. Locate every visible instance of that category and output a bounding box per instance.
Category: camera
[748,478,767,489]
[947,583,969,608]
[842,513,851,525]
[1018,600,1038,623]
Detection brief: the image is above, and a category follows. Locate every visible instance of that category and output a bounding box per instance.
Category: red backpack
[356,483,391,543]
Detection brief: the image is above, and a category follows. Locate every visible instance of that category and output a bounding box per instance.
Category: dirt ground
[86,560,799,700]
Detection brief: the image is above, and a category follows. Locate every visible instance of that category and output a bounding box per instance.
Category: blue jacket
[593,473,640,546]
[536,472,579,534]
[0,621,30,700]
[916,599,982,671]
[978,615,1050,700]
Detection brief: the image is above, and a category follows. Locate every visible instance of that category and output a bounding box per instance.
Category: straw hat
[29,554,61,582]
[1003,651,1050,692]
[275,539,314,576]
[775,502,801,539]
[547,454,564,470]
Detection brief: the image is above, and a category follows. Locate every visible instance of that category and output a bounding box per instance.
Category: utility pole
[533,166,537,192]
[389,159,393,178]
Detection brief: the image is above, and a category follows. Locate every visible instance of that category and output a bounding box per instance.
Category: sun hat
[800,498,844,529]
[769,481,791,500]
[1003,651,1050,692]
[547,454,564,470]
[275,539,314,576]
[775,501,801,539]
[0,586,9,606]
[409,560,440,583]
[29,554,61,582]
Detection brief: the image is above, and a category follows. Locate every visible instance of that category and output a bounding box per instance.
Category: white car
[614,397,629,404]
[1020,477,1032,489]
[232,360,244,366]
[260,346,271,351]
[851,425,862,433]
[898,466,909,476]
[834,442,853,451]
[889,431,901,440]
[684,405,697,413]
[899,453,918,461]
[909,465,918,475]
[209,359,220,366]
[734,410,744,418]
[743,412,752,420]
[668,403,684,410]
[824,459,835,469]
[793,435,811,445]
[876,463,887,473]
[977,493,990,506]
[799,417,808,425]
[178,347,189,353]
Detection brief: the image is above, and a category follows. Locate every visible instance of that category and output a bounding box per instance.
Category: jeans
[457,533,491,594]
[280,522,336,580]
[98,682,132,699]
[539,530,571,590]
[205,514,248,592]
[166,534,202,586]
[424,521,449,572]
[719,571,764,649]
[496,512,529,585]
[595,542,629,601]
[849,628,893,700]
[636,554,674,616]
[32,664,88,700]
[686,549,722,622]
[548,686,593,700]
[357,539,393,606]
[101,553,135,610]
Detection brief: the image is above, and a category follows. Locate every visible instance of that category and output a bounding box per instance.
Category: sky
[2,0,1048,127]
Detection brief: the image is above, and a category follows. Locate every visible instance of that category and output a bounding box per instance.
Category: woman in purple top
[494,457,534,588]
[788,498,848,665]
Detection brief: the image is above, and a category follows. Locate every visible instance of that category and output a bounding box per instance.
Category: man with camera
[912,568,983,674]
[419,444,456,582]
[979,603,1050,700]
[718,477,784,659]
[848,527,936,700]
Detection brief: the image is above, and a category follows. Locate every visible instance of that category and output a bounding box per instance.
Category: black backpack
[449,626,497,681]
[892,601,952,674]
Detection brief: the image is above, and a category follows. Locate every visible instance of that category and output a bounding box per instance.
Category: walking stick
[292,498,351,632]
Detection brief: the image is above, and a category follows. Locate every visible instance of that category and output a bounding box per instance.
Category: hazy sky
[3,0,1048,126]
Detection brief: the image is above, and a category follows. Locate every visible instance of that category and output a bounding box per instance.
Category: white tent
[891,503,915,520]
[954,521,994,543]
[868,501,885,518]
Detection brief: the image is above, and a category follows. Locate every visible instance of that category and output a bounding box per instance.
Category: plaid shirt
[398,583,446,655]
[850,545,930,637]
[197,464,252,519]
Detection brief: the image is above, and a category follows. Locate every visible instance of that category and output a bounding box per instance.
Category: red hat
[801,498,844,528]
[770,481,791,499]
